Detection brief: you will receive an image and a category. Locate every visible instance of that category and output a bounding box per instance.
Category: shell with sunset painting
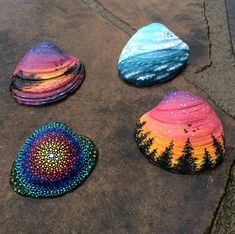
[135,90,225,174]
[9,42,85,105]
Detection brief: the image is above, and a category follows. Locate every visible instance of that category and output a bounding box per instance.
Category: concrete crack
[79,0,235,118]
[182,72,235,120]
[79,0,136,36]
[194,1,212,73]
[206,159,235,233]
[184,0,235,118]
[225,0,234,55]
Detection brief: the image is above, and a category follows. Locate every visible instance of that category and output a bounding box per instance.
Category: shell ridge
[135,90,225,174]
[10,42,85,105]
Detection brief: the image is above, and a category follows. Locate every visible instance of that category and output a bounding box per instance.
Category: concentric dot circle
[10,122,97,198]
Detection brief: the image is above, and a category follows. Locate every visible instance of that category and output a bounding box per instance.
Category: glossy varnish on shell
[135,90,225,174]
[118,23,189,86]
[9,42,85,105]
[10,122,97,198]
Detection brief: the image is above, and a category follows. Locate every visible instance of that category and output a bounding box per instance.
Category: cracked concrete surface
[184,0,235,118]
[87,0,211,69]
[0,0,234,233]
[82,0,235,118]
[210,161,235,234]
[80,1,235,231]
[226,0,235,53]
[80,0,136,35]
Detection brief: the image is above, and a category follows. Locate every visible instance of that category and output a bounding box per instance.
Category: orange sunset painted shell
[135,90,225,174]
[9,42,85,105]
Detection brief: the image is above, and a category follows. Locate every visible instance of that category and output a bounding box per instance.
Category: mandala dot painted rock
[10,42,85,105]
[118,23,189,86]
[10,122,97,197]
[135,90,225,174]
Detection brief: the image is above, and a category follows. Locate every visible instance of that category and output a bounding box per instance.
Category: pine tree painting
[157,141,174,169]
[135,121,147,147]
[175,138,197,174]
[148,149,158,162]
[212,135,225,166]
[135,121,155,156]
[201,148,213,170]
[141,137,154,155]
[135,121,146,136]
[134,90,225,174]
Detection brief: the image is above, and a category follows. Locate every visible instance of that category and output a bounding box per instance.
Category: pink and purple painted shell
[10,42,85,105]
[135,90,225,174]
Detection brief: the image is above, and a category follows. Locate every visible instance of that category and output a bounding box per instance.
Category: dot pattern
[10,122,97,198]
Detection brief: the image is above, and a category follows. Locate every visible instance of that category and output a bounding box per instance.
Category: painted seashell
[9,42,85,105]
[10,122,97,197]
[118,23,189,86]
[135,90,225,174]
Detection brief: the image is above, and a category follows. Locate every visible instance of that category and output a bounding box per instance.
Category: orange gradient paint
[135,90,225,174]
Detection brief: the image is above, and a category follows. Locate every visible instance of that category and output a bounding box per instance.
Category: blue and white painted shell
[118,23,190,86]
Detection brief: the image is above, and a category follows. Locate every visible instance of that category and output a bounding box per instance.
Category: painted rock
[135,90,225,174]
[118,23,189,86]
[9,42,85,105]
[10,122,97,197]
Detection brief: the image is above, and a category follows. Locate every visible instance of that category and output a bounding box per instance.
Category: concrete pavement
[0,0,234,233]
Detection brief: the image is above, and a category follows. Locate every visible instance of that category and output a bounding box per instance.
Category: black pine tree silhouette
[175,138,197,174]
[136,131,148,147]
[201,148,213,170]
[135,121,147,146]
[135,121,155,156]
[212,135,225,166]
[148,149,158,161]
[135,121,146,136]
[157,141,174,168]
[141,137,154,155]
